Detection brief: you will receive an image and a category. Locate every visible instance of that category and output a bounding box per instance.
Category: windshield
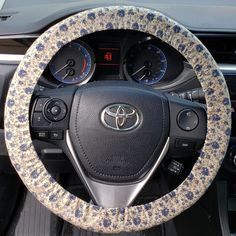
[0,0,5,10]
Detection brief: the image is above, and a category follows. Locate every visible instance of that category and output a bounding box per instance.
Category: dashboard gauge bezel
[123,43,168,85]
[122,36,184,88]
[48,40,96,85]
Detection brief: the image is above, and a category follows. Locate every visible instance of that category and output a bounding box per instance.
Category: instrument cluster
[49,41,95,85]
[44,30,185,88]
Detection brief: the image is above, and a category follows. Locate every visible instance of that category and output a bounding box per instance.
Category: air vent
[199,36,236,64]
[0,15,11,22]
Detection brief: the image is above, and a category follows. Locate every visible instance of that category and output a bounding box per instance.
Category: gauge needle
[61,68,75,80]
[62,70,71,80]
[54,63,70,75]
[138,74,146,81]
[131,65,146,77]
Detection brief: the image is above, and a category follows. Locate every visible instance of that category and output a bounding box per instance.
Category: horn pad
[69,82,169,183]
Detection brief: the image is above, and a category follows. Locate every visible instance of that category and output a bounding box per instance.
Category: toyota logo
[101,104,140,131]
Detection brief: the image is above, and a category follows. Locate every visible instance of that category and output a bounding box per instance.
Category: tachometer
[124,43,167,85]
[49,41,95,85]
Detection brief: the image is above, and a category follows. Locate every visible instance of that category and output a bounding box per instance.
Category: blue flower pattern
[3,6,231,234]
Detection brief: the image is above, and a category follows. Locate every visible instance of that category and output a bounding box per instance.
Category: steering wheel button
[50,130,63,140]
[177,109,199,131]
[52,116,59,121]
[34,131,49,139]
[167,160,184,175]
[44,99,67,122]
[34,97,49,112]
[50,106,61,116]
[32,113,50,127]
[175,139,195,150]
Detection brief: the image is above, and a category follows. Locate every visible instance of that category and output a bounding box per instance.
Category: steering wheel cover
[4,6,231,233]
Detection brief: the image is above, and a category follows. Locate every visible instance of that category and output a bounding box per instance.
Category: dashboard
[1,26,236,166]
[41,30,185,89]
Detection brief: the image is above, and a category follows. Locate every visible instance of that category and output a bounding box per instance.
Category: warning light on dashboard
[104,52,113,61]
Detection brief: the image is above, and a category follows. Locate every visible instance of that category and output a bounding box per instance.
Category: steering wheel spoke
[65,130,169,207]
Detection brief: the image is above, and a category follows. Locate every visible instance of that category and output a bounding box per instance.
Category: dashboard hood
[0,0,236,35]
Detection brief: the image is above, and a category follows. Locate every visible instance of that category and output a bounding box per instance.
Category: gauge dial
[124,43,167,85]
[49,41,95,85]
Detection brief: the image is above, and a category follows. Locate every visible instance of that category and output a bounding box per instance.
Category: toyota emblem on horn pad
[101,104,140,131]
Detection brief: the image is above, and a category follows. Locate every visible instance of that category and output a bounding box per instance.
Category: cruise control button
[177,109,199,131]
[32,113,50,127]
[50,130,63,140]
[35,131,49,139]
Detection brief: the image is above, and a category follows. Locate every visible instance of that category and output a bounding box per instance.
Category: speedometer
[49,41,95,85]
[124,43,167,85]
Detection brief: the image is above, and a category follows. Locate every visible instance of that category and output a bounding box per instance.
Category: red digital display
[97,48,120,65]
[104,52,113,61]
[96,46,120,74]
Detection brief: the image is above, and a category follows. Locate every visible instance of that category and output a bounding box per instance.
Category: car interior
[0,0,235,235]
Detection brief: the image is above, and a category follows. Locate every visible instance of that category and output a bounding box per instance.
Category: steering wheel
[4,6,231,233]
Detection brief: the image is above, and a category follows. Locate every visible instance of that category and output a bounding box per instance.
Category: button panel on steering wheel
[44,99,67,122]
